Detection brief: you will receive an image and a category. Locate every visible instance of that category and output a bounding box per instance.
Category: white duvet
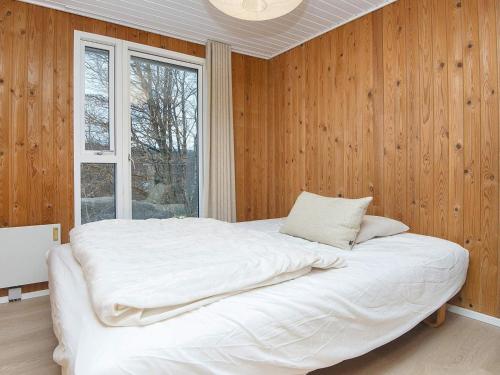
[70,218,345,326]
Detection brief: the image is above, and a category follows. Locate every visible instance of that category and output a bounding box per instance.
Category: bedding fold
[70,218,345,327]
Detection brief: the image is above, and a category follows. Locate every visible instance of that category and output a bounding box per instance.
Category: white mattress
[48,219,468,375]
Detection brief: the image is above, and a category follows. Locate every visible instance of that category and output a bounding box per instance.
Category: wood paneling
[232,53,270,221]
[1,0,499,318]
[238,0,500,317]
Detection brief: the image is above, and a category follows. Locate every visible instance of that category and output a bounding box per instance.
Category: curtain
[202,40,236,222]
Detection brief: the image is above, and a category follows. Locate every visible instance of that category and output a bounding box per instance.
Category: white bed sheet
[48,219,468,375]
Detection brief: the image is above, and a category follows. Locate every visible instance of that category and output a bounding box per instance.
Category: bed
[48,218,468,375]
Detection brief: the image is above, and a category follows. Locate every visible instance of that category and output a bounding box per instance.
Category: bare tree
[84,47,111,150]
[129,56,198,217]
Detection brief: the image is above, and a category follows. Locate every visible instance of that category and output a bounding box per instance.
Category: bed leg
[424,304,447,328]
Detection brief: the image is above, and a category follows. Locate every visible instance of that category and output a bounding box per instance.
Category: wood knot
[457,61,463,68]
[439,62,445,69]
[467,43,473,49]
[456,2,462,8]
[455,143,462,150]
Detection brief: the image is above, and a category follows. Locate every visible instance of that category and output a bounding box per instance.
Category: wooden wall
[1,0,499,318]
[240,0,499,317]
[0,0,267,295]
[232,54,270,221]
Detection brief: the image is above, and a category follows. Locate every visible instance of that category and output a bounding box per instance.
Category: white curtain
[202,40,236,222]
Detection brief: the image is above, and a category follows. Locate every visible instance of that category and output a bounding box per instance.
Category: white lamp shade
[208,0,303,21]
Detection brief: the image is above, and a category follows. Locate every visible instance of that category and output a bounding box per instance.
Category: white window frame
[74,31,206,226]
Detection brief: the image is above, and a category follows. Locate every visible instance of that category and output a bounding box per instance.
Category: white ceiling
[23,0,396,59]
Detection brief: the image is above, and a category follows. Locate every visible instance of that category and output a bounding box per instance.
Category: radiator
[0,224,61,289]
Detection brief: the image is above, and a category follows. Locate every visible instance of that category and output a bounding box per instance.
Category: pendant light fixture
[208,0,303,21]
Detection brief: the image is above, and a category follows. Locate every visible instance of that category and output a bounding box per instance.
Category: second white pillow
[355,215,409,244]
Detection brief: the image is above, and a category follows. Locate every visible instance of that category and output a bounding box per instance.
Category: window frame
[74,31,206,226]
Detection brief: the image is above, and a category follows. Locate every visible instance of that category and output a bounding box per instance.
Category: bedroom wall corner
[258,0,500,319]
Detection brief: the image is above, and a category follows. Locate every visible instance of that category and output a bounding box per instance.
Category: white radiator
[0,224,61,289]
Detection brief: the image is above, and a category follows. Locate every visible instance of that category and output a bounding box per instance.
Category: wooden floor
[0,297,499,375]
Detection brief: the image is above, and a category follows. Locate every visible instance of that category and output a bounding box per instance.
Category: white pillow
[355,215,409,244]
[280,192,372,250]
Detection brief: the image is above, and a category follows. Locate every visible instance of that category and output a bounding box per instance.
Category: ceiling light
[208,0,303,21]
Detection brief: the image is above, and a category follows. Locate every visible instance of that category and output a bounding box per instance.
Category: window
[74,32,205,225]
[84,46,113,151]
[81,163,116,224]
[129,54,200,219]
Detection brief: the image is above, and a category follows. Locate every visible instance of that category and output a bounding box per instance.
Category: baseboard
[0,289,49,304]
[447,304,500,328]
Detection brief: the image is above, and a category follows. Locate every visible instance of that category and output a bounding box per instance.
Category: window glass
[129,56,199,219]
[84,46,111,151]
[81,163,116,224]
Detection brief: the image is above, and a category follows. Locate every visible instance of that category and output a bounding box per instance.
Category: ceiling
[23,0,396,59]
